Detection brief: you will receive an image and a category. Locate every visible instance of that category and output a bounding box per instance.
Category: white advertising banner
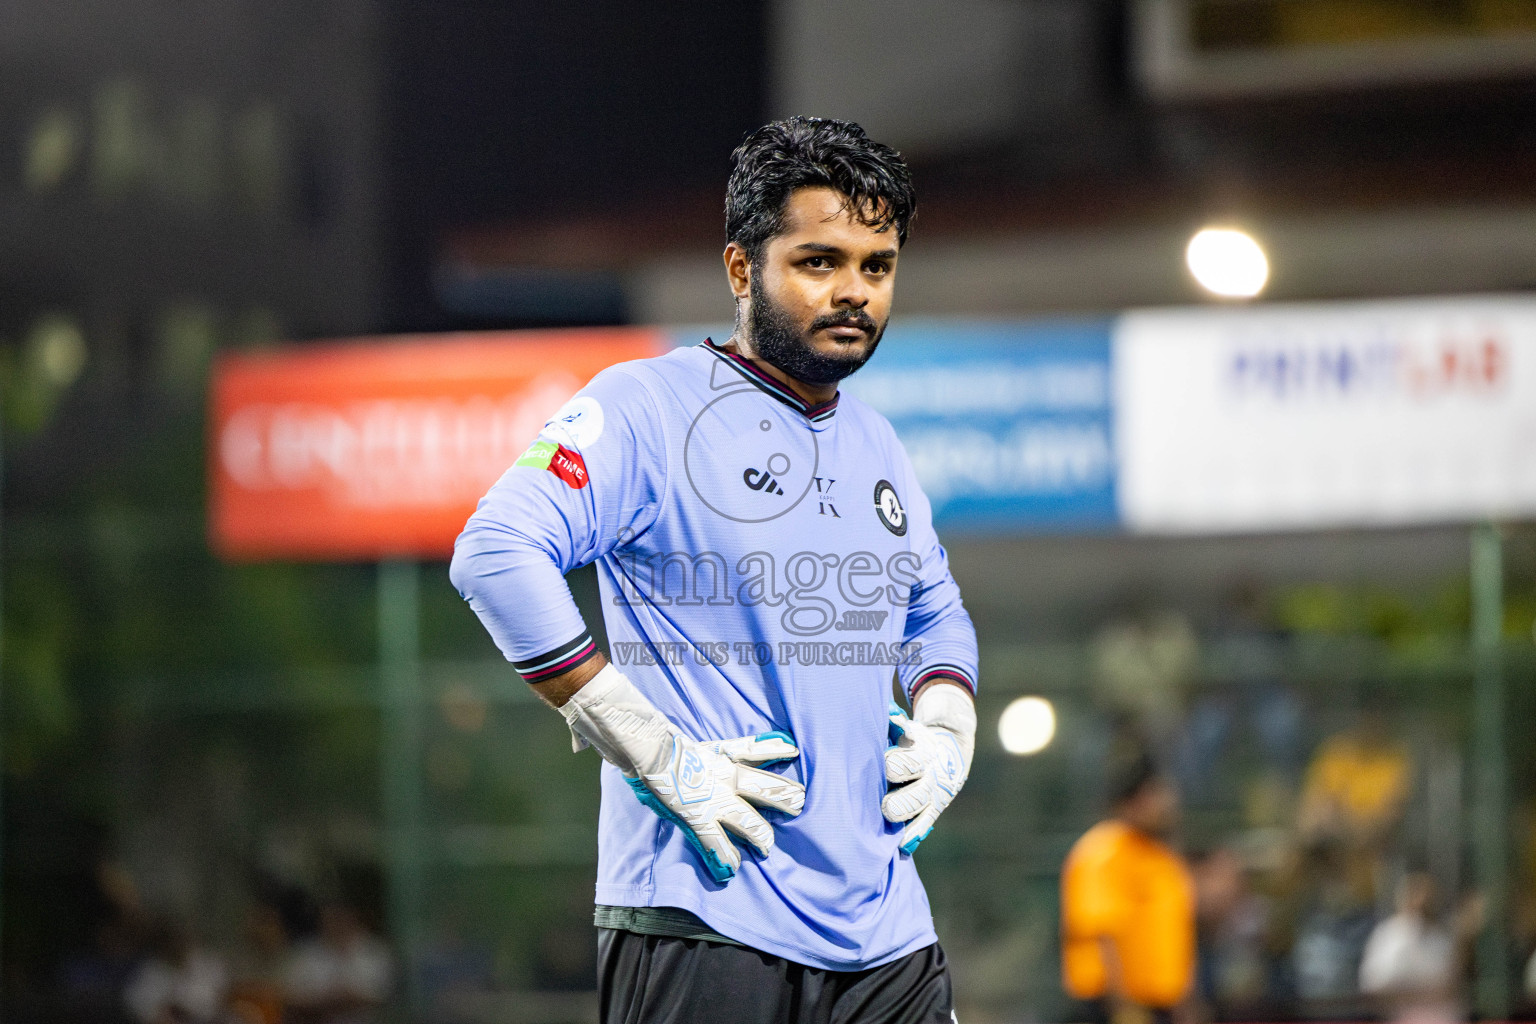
[1114,297,1536,534]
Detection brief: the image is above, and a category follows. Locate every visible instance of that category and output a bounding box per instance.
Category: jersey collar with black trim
[702,339,839,424]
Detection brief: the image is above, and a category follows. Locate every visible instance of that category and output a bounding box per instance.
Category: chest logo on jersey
[814,477,840,517]
[684,393,819,523]
[742,466,786,496]
[874,480,907,536]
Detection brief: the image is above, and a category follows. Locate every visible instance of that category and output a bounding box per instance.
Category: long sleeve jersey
[450,340,979,970]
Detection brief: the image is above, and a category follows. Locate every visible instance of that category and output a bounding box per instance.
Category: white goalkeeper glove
[558,663,805,882]
[883,682,976,854]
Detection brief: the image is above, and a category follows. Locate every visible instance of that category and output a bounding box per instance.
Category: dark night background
[2,2,1535,1022]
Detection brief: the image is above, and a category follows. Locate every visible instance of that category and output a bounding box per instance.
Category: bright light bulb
[998,696,1056,756]
[1186,227,1269,298]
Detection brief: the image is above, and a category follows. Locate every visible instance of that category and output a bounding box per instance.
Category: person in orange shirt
[1062,754,1196,1024]
[1297,704,1411,909]
[1298,706,1410,846]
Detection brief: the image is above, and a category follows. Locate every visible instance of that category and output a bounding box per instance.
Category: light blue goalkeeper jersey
[450,340,978,971]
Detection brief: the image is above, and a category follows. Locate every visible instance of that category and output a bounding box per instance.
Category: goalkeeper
[452,117,978,1024]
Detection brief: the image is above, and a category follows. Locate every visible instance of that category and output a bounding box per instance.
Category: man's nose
[831,267,870,309]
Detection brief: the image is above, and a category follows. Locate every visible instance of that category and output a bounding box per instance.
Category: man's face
[740,186,899,386]
[1124,777,1180,838]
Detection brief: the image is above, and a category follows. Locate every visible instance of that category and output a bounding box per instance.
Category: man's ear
[723,242,751,301]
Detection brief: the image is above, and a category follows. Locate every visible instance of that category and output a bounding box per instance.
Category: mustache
[809,310,878,335]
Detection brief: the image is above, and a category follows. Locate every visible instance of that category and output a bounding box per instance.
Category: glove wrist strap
[913,681,977,770]
[558,663,680,777]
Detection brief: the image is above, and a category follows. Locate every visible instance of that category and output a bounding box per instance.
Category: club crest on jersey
[874,479,907,536]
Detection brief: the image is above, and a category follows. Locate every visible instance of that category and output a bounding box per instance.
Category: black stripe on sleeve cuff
[513,632,598,683]
[908,664,977,699]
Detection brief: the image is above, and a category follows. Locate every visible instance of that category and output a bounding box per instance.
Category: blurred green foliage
[0,352,609,989]
[1275,572,1535,647]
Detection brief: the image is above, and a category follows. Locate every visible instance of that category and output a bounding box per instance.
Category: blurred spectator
[1090,604,1199,752]
[1298,701,1412,921]
[282,901,393,1024]
[1290,841,1377,1005]
[58,914,145,1017]
[1062,752,1197,1024]
[1299,702,1411,850]
[58,857,149,1015]
[226,887,299,1024]
[1235,835,1308,1014]
[1176,581,1303,805]
[122,920,230,1024]
[1359,871,1482,1023]
[1192,847,1270,1018]
[1518,799,1536,1005]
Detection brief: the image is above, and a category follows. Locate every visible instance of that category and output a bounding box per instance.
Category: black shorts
[597,928,955,1024]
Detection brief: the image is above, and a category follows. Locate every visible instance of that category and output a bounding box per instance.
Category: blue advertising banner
[668,320,1118,533]
[840,320,1118,533]
[669,296,1536,535]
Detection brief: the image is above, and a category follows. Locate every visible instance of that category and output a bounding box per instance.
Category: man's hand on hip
[558,663,805,882]
[631,730,805,882]
[883,681,976,854]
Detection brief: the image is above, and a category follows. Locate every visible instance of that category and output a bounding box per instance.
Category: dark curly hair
[1108,749,1162,807]
[725,116,916,263]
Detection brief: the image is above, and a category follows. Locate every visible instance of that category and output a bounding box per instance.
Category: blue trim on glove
[900,826,933,856]
[751,730,798,768]
[888,703,933,855]
[624,777,734,882]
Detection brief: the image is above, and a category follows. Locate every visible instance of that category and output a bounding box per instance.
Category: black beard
[746,272,885,387]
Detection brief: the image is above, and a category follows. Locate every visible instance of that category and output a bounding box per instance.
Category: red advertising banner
[209,329,665,561]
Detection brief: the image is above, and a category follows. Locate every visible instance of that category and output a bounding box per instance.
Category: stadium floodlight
[1186,227,1269,298]
[998,696,1056,756]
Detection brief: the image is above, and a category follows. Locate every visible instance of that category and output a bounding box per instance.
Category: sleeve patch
[514,439,559,470]
[513,440,589,488]
[543,395,605,449]
[549,445,589,488]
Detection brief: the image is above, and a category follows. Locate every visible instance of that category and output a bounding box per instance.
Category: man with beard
[452,117,978,1023]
